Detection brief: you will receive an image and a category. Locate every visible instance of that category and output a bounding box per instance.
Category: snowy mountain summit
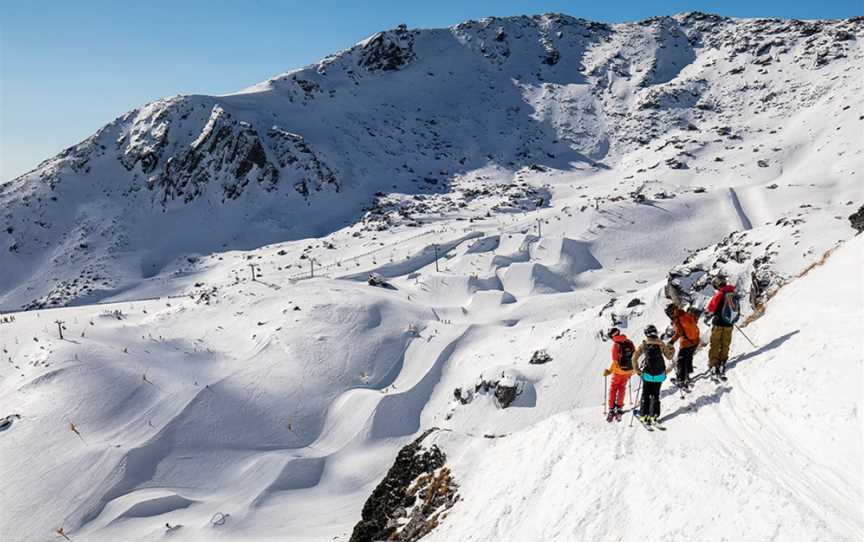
[1,12,862,542]
[2,12,862,310]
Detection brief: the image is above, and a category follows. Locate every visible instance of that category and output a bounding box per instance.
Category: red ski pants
[608,373,630,410]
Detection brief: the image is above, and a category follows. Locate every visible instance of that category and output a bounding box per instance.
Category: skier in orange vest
[665,303,701,391]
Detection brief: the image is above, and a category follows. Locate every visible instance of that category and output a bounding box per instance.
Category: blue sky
[1,0,860,181]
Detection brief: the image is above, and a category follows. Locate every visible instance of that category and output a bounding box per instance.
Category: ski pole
[628,375,633,406]
[629,376,643,428]
[603,374,607,415]
[734,324,758,348]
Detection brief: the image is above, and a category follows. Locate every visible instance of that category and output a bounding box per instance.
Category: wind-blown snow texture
[0,12,862,542]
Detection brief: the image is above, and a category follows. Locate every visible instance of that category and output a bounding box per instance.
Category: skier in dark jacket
[706,275,738,381]
[634,325,674,426]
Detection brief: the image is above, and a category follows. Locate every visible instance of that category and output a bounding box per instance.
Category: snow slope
[0,10,862,542]
[425,235,863,542]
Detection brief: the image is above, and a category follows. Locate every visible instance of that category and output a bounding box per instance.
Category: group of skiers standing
[603,275,740,427]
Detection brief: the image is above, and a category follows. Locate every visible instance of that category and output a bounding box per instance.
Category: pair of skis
[634,411,666,431]
[632,394,666,431]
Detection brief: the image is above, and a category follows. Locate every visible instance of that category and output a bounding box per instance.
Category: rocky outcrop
[390,466,459,542]
[451,372,524,411]
[153,106,279,202]
[117,99,188,173]
[664,231,784,318]
[267,127,338,196]
[359,24,416,72]
[350,429,457,542]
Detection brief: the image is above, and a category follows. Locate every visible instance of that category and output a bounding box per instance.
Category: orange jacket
[670,309,700,348]
[606,334,636,376]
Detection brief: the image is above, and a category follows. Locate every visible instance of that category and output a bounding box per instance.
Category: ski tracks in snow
[715,371,862,539]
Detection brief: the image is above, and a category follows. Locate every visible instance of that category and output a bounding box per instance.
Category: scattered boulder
[849,205,864,233]
[528,349,552,365]
[542,48,561,66]
[665,158,688,169]
[451,372,526,410]
[452,387,472,405]
[494,373,520,408]
[368,273,387,287]
[0,414,21,432]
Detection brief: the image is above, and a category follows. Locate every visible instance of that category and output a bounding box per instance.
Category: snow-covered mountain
[0,12,862,542]
[2,12,861,310]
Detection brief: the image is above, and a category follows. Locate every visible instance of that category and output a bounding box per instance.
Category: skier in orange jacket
[665,303,701,391]
[603,327,636,422]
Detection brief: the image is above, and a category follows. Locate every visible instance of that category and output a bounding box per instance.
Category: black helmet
[664,303,677,317]
[607,327,621,339]
[644,324,659,338]
[711,274,727,289]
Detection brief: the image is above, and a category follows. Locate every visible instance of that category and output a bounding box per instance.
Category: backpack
[720,291,741,325]
[679,312,700,342]
[642,343,666,375]
[617,340,635,371]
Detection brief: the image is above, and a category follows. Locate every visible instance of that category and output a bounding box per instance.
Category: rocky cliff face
[1,13,861,309]
[350,429,458,542]
[154,106,280,202]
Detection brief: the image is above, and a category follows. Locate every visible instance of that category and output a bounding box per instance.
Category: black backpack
[617,340,635,371]
[642,343,666,375]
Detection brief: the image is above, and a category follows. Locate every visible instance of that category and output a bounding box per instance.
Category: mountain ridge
[1,12,861,310]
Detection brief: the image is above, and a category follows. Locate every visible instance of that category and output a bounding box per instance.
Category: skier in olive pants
[706,275,738,380]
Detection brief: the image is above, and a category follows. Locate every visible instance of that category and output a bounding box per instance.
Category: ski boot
[710,365,721,383]
[606,409,616,423]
